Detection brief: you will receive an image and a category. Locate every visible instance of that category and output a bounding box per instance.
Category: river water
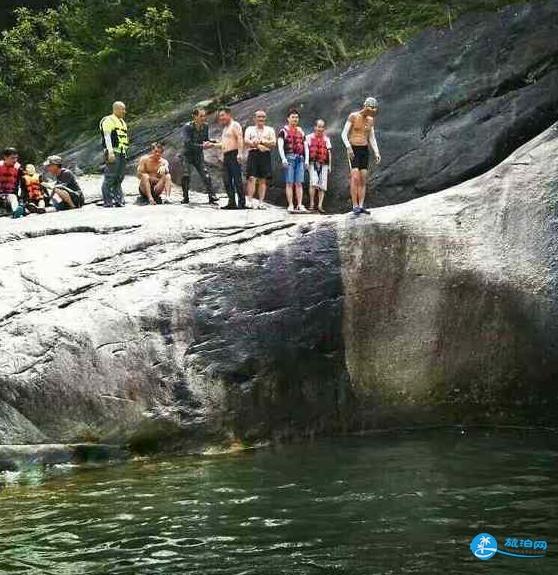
[0,430,556,574]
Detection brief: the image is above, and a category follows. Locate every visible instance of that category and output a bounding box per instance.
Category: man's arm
[341,117,353,151]
[277,129,287,165]
[328,138,333,171]
[235,123,244,157]
[101,118,115,161]
[304,136,310,166]
[244,127,257,149]
[369,123,380,163]
[137,157,147,178]
[258,128,276,151]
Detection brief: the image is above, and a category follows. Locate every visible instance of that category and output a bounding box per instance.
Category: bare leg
[309,186,316,210]
[358,169,368,207]
[258,179,267,203]
[350,169,360,208]
[55,188,76,209]
[163,174,172,198]
[247,176,256,207]
[7,194,18,211]
[318,189,325,211]
[286,183,294,211]
[139,174,156,205]
[154,177,167,201]
[295,183,303,209]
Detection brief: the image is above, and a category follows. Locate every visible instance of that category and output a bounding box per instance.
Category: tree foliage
[0,0,517,159]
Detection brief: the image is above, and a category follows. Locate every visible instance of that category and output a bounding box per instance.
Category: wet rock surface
[1,123,557,450]
[63,1,558,213]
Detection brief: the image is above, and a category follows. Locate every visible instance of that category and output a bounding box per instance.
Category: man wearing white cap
[341,96,381,215]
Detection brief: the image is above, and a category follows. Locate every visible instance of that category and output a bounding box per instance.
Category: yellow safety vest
[100,114,129,155]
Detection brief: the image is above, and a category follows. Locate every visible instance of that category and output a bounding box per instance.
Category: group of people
[0,149,83,218]
[0,96,381,219]
[172,96,381,215]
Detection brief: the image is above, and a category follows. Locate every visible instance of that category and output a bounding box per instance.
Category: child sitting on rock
[22,164,47,214]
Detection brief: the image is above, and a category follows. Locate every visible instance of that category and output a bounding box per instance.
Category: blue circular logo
[470,533,498,560]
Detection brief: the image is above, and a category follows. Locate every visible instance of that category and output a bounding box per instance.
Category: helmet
[363,97,379,109]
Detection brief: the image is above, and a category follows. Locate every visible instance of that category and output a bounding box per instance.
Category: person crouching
[137,142,172,205]
[43,155,84,211]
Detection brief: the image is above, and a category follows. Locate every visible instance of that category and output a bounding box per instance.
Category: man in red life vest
[277,109,308,213]
[0,147,23,217]
[305,119,332,214]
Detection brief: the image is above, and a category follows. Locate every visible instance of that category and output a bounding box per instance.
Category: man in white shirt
[244,110,276,209]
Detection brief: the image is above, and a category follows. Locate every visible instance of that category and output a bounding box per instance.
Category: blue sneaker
[352,207,361,216]
[359,207,371,215]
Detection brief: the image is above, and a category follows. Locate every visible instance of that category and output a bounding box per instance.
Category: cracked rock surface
[1,123,558,449]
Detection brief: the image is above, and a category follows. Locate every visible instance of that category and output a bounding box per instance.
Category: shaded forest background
[0,0,517,160]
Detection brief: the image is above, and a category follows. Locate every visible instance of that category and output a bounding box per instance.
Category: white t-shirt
[245,125,276,151]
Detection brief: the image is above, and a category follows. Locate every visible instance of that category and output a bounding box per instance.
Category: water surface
[0,430,556,574]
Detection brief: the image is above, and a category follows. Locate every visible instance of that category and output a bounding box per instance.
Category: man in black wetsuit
[181,108,218,205]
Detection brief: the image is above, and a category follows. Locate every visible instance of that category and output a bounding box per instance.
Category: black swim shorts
[349,145,370,170]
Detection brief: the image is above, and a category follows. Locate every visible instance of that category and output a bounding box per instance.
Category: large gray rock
[1,122,557,451]
[63,1,558,213]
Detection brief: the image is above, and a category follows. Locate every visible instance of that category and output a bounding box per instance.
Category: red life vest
[23,174,43,201]
[0,160,20,194]
[281,126,305,156]
[308,134,330,164]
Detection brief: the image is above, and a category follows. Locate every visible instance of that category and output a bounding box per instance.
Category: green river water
[0,430,556,574]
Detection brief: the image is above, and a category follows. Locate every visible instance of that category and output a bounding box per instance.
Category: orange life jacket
[23,174,43,202]
[281,126,305,156]
[0,160,20,194]
[308,134,330,164]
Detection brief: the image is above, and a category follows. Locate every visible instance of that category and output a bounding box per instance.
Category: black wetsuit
[181,121,217,203]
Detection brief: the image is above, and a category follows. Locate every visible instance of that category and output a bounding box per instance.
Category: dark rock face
[2,122,557,454]
[63,1,558,213]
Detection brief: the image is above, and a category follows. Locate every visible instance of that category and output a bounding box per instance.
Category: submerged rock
[1,122,557,451]
[63,1,558,213]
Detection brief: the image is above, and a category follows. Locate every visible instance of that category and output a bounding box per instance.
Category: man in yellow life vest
[100,101,129,208]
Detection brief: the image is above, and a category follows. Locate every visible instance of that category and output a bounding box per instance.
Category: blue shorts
[284,154,305,184]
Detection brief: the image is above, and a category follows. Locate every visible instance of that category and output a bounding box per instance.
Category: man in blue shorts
[277,109,308,213]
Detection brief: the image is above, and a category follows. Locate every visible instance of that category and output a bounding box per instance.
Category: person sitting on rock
[181,108,219,206]
[137,142,172,205]
[245,109,276,209]
[277,108,308,213]
[0,147,24,218]
[43,155,84,211]
[305,119,332,214]
[341,96,381,215]
[22,164,47,214]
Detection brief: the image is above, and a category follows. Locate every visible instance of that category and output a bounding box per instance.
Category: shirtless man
[244,110,276,209]
[216,107,245,209]
[341,96,381,215]
[137,142,172,205]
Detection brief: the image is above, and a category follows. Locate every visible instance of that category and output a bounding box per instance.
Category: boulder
[1,121,557,452]
[63,1,558,212]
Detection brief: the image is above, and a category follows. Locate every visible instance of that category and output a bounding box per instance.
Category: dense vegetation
[1,0,517,160]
